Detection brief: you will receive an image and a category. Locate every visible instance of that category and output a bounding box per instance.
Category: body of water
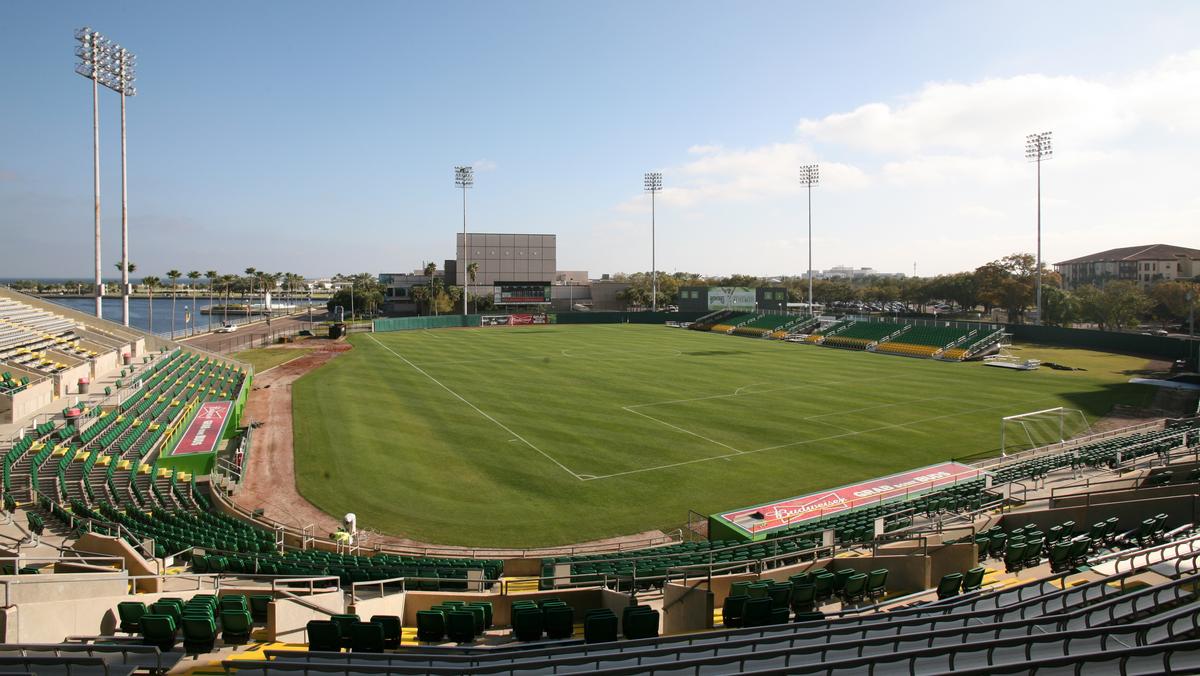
[43,296,318,337]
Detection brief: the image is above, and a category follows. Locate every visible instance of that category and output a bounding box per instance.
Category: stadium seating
[874,324,973,358]
[730,314,812,338]
[821,321,907,350]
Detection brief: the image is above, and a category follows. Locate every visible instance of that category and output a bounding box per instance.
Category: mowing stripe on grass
[365,333,584,481]
[589,394,1063,481]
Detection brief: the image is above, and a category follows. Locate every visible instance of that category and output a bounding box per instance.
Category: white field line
[625,372,914,410]
[254,350,316,376]
[365,333,584,481]
[586,395,1061,481]
[617,391,946,456]
[621,406,744,454]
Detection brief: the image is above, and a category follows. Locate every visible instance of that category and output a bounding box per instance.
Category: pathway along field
[290,324,1158,548]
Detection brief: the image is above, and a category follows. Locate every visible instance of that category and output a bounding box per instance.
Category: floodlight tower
[799,164,819,315]
[455,166,474,316]
[111,46,137,326]
[1026,131,1053,324]
[644,172,663,312]
[74,27,114,319]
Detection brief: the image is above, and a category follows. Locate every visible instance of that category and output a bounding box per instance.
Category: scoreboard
[494,281,552,305]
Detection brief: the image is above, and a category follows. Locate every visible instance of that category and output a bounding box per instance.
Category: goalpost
[1000,407,1092,457]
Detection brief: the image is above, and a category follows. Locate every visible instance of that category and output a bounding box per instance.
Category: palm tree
[114,260,136,325]
[142,276,160,333]
[424,262,439,316]
[166,270,182,338]
[205,270,219,332]
[466,262,479,314]
[221,274,237,325]
[244,267,257,317]
[186,271,200,336]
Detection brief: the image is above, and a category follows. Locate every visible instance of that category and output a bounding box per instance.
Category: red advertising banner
[171,401,232,456]
[718,461,986,535]
[511,314,535,325]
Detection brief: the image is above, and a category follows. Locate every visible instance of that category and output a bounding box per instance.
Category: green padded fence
[373,315,483,332]
[373,311,710,332]
[1006,324,1196,365]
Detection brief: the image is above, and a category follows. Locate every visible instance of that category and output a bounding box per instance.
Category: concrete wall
[54,361,90,399]
[87,347,118,382]
[268,589,346,642]
[662,580,712,634]
[347,593,405,624]
[1,375,53,424]
[0,573,212,643]
[73,533,161,593]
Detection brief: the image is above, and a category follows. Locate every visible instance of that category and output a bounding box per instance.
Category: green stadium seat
[961,566,985,593]
[722,594,748,627]
[351,621,385,652]
[841,572,868,603]
[220,609,253,644]
[544,605,574,639]
[117,601,147,634]
[181,615,217,654]
[370,614,402,649]
[936,573,963,600]
[306,620,341,651]
[139,613,177,652]
[584,609,617,643]
[416,610,446,643]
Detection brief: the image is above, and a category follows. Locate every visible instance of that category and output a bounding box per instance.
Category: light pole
[1187,290,1196,369]
[644,172,662,312]
[74,28,112,319]
[1026,131,1053,324]
[114,46,136,327]
[800,164,819,316]
[455,166,474,317]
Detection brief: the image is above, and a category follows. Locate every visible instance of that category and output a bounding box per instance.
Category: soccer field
[291,324,1156,547]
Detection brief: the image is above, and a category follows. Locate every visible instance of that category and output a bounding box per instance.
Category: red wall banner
[171,401,232,456]
[718,461,986,535]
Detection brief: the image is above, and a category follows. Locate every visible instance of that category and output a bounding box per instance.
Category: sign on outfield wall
[716,461,987,536]
[707,287,757,310]
[171,401,232,456]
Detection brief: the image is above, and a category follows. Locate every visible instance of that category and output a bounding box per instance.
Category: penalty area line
[365,333,585,482]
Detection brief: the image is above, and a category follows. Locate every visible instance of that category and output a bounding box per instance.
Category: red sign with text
[171,401,232,455]
[719,461,985,534]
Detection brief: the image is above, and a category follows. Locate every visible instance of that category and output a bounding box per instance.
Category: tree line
[610,253,1199,331]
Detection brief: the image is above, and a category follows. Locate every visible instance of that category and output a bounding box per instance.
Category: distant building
[1054,244,1200,290]
[378,272,432,315]
[455,233,557,292]
[818,266,906,280]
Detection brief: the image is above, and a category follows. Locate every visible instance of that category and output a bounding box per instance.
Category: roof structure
[1055,244,1200,266]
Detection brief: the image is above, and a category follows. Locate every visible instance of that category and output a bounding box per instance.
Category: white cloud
[594,50,1200,277]
[472,158,498,171]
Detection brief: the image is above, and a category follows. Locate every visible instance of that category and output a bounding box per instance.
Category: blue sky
[2,1,1198,279]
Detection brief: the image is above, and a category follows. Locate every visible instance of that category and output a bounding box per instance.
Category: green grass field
[233,347,316,373]
[291,324,1157,547]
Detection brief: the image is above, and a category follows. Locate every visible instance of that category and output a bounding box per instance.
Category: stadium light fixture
[75,27,111,319]
[799,164,820,316]
[1025,131,1053,325]
[75,27,136,322]
[455,166,474,316]
[644,172,663,312]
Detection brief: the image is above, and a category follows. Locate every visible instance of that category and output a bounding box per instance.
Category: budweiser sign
[719,461,985,534]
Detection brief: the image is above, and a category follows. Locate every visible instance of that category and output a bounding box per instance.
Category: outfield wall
[373,311,710,332]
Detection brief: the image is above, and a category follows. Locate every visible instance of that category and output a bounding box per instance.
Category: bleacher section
[821,321,906,350]
[0,297,90,374]
[730,314,814,338]
[874,324,973,358]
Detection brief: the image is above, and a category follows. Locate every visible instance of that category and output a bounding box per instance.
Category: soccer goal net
[1000,407,1092,456]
